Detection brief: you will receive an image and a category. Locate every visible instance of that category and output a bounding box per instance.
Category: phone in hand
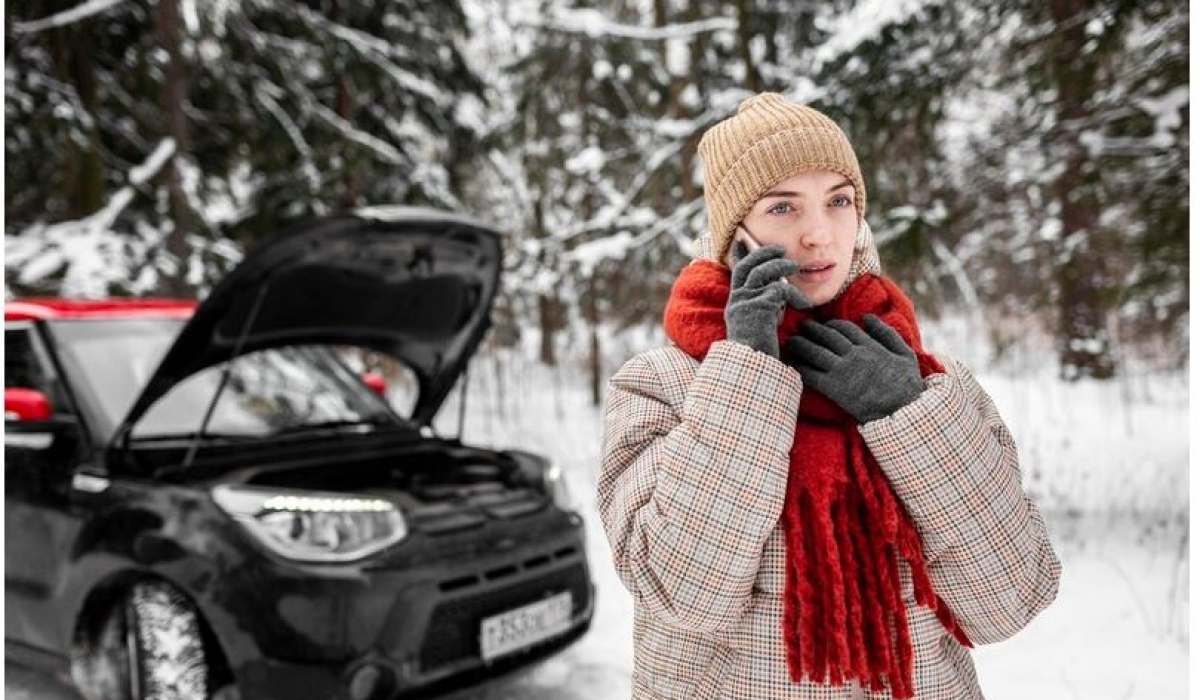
[725,225,792,287]
[724,225,763,268]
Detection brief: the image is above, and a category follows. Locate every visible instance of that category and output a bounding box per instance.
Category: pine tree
[953,0,1188,376]
[6,0,486,297]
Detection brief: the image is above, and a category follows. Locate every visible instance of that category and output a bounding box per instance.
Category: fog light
[347,661,394,700]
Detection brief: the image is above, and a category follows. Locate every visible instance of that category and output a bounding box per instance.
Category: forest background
[5,0,1188,394]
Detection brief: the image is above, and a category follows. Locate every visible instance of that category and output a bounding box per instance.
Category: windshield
[48,318,409,441]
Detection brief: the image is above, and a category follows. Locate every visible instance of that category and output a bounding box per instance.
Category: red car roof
[5,298,198,322]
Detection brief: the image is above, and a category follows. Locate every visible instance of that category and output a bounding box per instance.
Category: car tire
[74,580,210,700]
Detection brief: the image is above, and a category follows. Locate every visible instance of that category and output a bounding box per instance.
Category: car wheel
[73,580,209,700]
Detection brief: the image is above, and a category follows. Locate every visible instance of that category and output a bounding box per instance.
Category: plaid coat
[597,232,1062,700]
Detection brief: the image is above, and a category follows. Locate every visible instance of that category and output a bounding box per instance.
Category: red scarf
[663,260,973,699]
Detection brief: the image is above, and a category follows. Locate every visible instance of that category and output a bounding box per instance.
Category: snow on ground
[6,342,1188,699]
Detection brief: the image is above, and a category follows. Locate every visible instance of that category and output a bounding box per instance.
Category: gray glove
[785,314,924,423]
[725,243,812,359]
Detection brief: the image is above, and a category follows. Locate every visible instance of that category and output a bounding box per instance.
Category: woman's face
[739,169,858,306]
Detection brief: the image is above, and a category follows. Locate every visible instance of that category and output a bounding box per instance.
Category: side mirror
[361,372,387,398]
[5,388,53,422]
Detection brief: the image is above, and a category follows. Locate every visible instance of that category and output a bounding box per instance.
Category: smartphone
[724,226,762,268]
[725,226,792,287]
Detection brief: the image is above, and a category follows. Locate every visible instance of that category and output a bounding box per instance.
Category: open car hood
[114,208,501,440]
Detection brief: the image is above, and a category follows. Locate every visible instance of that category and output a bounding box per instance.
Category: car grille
[419,563,590,673]
[408,489,549,535]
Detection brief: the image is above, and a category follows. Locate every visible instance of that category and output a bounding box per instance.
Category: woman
[597,92,1062,700]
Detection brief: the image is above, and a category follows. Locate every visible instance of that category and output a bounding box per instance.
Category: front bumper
[213,513,595,699]
[235,580,593,700]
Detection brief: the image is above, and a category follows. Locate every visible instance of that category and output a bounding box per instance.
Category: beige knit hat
[697,92,867,265]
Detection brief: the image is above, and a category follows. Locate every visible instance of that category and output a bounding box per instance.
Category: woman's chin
[789,276,842,307]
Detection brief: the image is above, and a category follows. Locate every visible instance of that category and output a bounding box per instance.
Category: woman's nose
[797,217,834,248]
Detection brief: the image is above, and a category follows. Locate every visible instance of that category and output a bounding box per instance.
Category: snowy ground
[6,343,1189,699]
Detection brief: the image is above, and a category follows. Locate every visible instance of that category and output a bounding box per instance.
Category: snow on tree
[4,0,1187,378]
[6,0,485,297]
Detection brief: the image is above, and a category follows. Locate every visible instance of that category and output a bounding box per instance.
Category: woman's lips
[794,262,836,283]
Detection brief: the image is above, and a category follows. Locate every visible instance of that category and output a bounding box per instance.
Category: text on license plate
[479,591,573,662]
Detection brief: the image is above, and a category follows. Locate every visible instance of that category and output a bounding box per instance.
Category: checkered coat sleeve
[597,340,803,633]
[859,355,1063,645]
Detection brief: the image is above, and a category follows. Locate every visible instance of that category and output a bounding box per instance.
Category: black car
[5,209,595,700]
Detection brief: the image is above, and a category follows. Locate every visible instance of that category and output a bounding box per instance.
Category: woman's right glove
[724,243,813,359]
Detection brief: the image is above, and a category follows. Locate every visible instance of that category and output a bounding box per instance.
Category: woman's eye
[767,203,793,215]
[831,195,851,207]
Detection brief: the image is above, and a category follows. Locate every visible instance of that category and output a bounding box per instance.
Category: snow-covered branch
[535,9,736,41]
[311,103,408,166]
[13,0,127,34]
[552,137,688,241]
[565,196,705,273]
[812,0,945,71]
[130,139,177,186]
[554,101,744,242]
[930,236,982,310]
[6,139,176,296]
[290,4,414,62]
[238,39,408,168]
[254,84,321,193]
[289,4,450,108]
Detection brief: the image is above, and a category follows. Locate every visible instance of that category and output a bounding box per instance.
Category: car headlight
[211,485,408,563]
[542,462,574,511]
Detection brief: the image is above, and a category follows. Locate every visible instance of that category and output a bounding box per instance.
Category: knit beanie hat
[697,92,867,265]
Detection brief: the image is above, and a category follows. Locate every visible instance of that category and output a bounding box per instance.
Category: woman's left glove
[785,314,925,424]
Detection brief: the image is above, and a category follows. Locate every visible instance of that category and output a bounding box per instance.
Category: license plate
[479,591,573,662]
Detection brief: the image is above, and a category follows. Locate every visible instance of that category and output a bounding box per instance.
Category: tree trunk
[576,36,604,403]
[331,0,360,208]
[653,0,671,118]
[1048,0,1116,380]
[538,293,560,366]
[680,0,703,203]
[156,0,194,297]
[534,197,559,367]
[51,22,105,219]
[337,77,360,208]
[655,0,702,203]
[587,274,602,407]
[735,0,761,93]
